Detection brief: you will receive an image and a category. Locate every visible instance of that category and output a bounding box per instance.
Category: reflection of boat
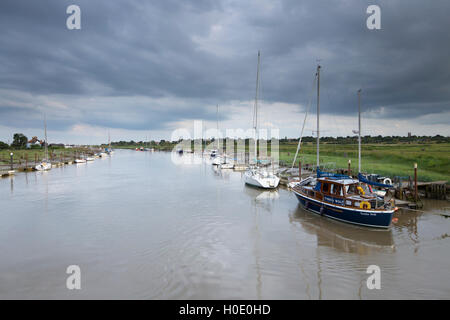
[289,207,395,253]
[291,66,396,228]
[244,51,280,189]
[35,115,52,171]
[255,190,280,201]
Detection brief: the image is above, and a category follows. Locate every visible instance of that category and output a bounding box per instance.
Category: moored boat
[292,173,396,228]
[243,51,280,189]
[35,115,52,171]
[244,167,280,189]
[291,65,396,228]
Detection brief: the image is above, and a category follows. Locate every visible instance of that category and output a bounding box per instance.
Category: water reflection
[9,176,14,194]
[289,206,395,254]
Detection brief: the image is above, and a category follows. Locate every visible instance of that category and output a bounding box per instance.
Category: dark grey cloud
[0,0,449,133]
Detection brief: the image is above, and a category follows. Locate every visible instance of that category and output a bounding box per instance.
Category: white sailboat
[106,130,114,154]
[244,51,280,189]
[211,104,222,163]
[35,115,52,171]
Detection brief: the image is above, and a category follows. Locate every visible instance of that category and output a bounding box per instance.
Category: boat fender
[383,178,392,185]
[357,186,365,195]
[304,201,309,209]
[320,206,325,216]
[360,201,371,210]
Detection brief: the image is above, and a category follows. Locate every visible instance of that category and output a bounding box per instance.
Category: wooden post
[25,153,28,168]
[10,152,13,170]
[414,163,418,201]
[348,159,351,176]
[35,153,37,166]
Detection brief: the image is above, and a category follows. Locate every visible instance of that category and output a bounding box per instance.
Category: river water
[0,150,449,299]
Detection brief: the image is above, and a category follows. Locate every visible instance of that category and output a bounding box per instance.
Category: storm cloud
[0,0,449,142]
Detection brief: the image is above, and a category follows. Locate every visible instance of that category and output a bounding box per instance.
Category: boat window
[334,184,343,197]
[346,184,357,195]
[330,184,334,194]
[322,183,329,193]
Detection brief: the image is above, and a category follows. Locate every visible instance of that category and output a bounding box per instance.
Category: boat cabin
[294,177,385,210]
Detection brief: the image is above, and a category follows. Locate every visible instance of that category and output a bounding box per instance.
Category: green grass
[0,147,98,166]
[279,142,450,182]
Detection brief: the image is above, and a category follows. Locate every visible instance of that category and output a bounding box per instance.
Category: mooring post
[348,159,351,176]
[35,153,37,166]
[10,152,13,170]
[414,163,418,202]
[25,153,28,168]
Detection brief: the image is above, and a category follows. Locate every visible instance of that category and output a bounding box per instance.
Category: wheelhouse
[293,177,389,211]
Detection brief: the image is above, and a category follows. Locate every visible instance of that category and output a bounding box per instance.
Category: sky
[0,0,449,144]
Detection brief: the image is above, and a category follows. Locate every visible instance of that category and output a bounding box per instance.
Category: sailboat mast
[316,65,321,170]
[254,51,260,164]
[358,89,362,173]
[216,104,219,151]
[44,114,48,160]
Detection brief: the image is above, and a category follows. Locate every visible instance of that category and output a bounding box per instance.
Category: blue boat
[292,176,396,228]
[291,66,397,228]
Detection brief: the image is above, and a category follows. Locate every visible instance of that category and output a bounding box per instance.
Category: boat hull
[244,172,280,189]
[292,190,394,228]
[35,163,52,171]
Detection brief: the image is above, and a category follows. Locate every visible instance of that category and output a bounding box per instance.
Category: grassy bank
[0,147,100,166]
[279,142,450,182]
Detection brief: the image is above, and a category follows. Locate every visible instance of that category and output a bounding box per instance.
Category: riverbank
[279,142,450,182]
[0,147,103,170]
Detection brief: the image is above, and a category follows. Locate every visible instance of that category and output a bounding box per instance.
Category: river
[0,150,449,299]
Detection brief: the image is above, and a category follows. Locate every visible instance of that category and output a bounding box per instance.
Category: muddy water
[0,150,449,299]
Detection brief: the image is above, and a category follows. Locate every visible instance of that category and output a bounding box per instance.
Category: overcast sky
[0,0,449,144]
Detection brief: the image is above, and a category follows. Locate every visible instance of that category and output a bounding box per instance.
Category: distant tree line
[279,135,450,144]
[1,134,448,150]
[110,134,449,147]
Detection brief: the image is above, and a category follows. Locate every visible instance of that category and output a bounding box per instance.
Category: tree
[0,141,9,149]
[11,133,28,149]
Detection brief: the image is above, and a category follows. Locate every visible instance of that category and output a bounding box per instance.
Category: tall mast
[358,89,362,173]
[254,51,260,165]
[44,114,48,160]
[216,104,219,150]
[316,65,321,170]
